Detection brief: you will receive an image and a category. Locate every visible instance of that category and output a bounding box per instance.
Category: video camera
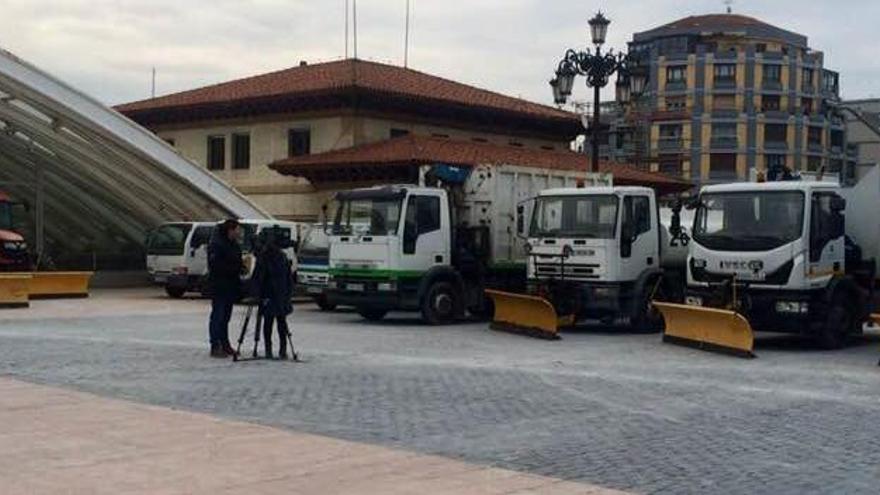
[254,225,293,252]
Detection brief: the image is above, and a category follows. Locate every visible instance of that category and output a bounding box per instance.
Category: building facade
[608,14,847,184]
[117,59,585,221]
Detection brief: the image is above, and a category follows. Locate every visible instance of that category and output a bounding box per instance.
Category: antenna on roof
[353,0,359,59]
[344,0,349,58]
[724,0,734,14]
[404,0,411,68]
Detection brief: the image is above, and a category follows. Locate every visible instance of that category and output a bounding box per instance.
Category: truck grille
[535,263,601,279]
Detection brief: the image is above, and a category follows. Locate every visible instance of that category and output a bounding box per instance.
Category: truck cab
[0,192,30,272]
[327,186,458,323]
[686,180,871,347]
[524,186,685,328]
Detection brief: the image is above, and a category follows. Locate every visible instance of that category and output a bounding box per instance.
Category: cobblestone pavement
[1,289,879,494]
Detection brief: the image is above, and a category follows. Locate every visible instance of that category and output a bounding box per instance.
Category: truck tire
[421,281,461,325]
[631,283,664,334]
[165,286,186,298]
[358,308,387,321]
[316,295,337,312]
[816,296,853,350]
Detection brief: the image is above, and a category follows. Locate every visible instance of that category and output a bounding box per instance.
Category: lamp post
[550,12,642,173]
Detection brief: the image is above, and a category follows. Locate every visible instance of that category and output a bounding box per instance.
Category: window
[807,156,822,171]
[666,65,687,84]
[808,126,823,146]
[390,128,410,138]
[802,68,815,89]
[713,94,737,111]
[763,64,781,82]
[659,159,681,176]
[146,223,193,256]
[190,226,213,251]
[822,70,839,94]
[207,136,225,170]
[761,95,781,112]
[403,195,441,254]
[810,192,844,262]
[710,154,737,179]
[666,96,686,111]
[287,129,311,157]
[659,124,682,139]
[232,133,250,170]
[756,43,767,53]
[801,98,813,115]
[530,195,618,239]
[714,64,736,82]
[765,124,787,143]
[624,196,651,236]
[765,155,787,179]
[712,123,737,148]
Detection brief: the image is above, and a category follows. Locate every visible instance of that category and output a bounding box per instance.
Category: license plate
[307,286,323,294]
[347,283,364,292]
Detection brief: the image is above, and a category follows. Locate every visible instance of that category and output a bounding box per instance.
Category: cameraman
[252,227,294,359]
[207,219,243,358]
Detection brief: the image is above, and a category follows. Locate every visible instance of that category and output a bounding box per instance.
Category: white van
[147,220,302,298]
[146,222,215,297]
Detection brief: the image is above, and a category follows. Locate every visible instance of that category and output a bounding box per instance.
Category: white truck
[326,164,611,323]
[674,172,877,350]
[506,186,689,334]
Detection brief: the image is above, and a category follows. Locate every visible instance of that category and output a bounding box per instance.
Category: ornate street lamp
[551,11,644,173]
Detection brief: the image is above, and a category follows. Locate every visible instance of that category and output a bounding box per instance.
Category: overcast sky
[2,0,878,108]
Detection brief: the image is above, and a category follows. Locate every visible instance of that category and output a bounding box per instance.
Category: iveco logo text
[719,260,764,271]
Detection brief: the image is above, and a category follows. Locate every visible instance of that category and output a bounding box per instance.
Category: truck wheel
[316,295,337,312]
[358,308,387,321]
[816,297,853,350]
[632,281,664,333]
[421,281,461,325]
[165,286,186,298]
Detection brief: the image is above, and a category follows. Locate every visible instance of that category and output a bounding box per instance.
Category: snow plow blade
[654,302,755,358]
[485,289,572,340]
[0,274,32,308]
[10,271,93,299]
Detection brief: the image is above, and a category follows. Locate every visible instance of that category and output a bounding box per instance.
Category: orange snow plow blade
[10,272,93,299]
[654,302,755,358]
[0,273,32,308]
[485,289,573,340]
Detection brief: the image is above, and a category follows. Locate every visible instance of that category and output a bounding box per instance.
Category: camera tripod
[232,300,299,362]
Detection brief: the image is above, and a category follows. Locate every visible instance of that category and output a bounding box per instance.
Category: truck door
[187,225,213,277]
[399,193,449,275]
[809,191,845,278]
[619,194,659,281]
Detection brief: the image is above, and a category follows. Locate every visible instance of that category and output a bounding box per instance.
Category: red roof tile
[116,59,574,123]
[269,136,691,194]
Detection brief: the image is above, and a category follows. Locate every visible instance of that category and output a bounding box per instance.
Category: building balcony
[710,136,739,149]
[762,51,785,61]
[664,53,690,62]
[808,142,824,153]
[808,114,827,125]
[711,109,740,119]
[657,138,683,151]
[713,79,737,90]
[762,81,784,91]
[651,110,690,121]
[762,110,790,121]
[664,81,687,92]
[764,140,789,151]
[712,51,739,61]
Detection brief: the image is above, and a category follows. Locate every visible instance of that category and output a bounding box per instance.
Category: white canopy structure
[0,47,269,268]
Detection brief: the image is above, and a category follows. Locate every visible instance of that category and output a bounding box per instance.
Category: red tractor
[0,191,30,272]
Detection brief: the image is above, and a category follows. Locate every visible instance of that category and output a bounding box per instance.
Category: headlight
[776,301,809,314]
[685,296,703,307]
[692,258,707,269]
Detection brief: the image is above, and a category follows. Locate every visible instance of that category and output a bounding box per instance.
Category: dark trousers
[262,313,289,355]
[209,294,235,345]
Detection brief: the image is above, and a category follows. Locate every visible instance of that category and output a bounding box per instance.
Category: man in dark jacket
[207,219,243,357]
[252,227,294,359]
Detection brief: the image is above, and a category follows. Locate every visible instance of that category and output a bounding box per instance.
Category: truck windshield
[693,191,805,251]
[530,195,619,239]
[333,198,402,236]
[0,202,11,230]
[300,225,329,257]
[146,223,192,256]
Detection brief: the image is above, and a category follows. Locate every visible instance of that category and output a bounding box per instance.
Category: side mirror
[516,204,525,236]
